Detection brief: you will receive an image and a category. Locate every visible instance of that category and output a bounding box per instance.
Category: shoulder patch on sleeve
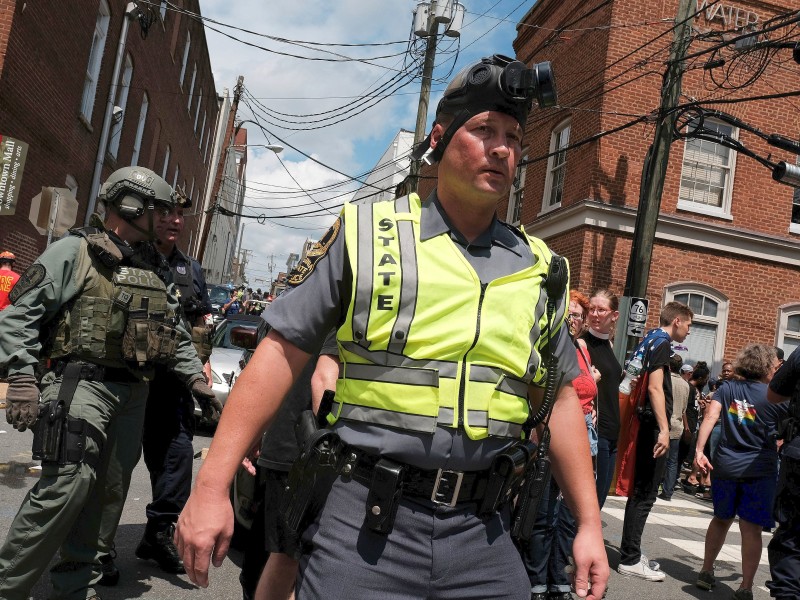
[287,218,341,286]
[9,263,46,304]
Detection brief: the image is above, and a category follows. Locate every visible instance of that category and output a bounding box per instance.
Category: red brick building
[0,0,218,268]
[498,0,800,373]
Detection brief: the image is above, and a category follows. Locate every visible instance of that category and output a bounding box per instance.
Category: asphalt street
[0,425,777,599]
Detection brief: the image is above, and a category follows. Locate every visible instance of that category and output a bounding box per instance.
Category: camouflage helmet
[0,250,15,263]
[99,166,177,216]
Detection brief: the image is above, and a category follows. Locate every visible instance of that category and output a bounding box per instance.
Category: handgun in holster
[281,428,342,535]
[31,401,67,463]
[31,362,104,469]
[478,440,535,517]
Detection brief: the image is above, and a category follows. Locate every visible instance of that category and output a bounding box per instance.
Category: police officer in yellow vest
[0,166,214,600]
[176,55,609,600]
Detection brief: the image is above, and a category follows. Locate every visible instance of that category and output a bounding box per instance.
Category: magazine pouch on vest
[32,363,104,469]
[117,268,179,366]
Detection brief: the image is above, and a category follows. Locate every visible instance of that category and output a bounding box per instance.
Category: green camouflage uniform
[0,218,204,600]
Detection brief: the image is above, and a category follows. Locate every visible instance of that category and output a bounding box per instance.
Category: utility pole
[616,0,695,363]
[197,75,244,262]
[409,0,440,193]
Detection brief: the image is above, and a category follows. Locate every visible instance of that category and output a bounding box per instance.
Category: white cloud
[198,0,525,284]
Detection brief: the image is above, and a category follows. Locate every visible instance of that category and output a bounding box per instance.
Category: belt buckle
[431,469,464,507]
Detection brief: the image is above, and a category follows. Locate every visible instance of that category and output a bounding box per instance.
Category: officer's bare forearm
[548,384,602,529]
[194,330,311,493]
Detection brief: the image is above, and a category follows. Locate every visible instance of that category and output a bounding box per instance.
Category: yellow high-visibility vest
[332,193,568,441]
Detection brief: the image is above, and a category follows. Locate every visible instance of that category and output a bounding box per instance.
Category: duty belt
[343,446,496,507]
[53,359,140,383]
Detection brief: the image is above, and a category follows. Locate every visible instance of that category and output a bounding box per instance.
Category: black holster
[281,429,343,536]
[31,362,104,470]
[478,440,535,517]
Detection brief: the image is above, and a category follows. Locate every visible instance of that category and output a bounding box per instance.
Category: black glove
[190,378,223,423]
[5,373,40,432]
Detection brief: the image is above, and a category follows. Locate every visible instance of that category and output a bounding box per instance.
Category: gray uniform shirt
[265,192,578,470]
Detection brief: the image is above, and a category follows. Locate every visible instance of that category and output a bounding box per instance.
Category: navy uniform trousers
[141,369,194,526]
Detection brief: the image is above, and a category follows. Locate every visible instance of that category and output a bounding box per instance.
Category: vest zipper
[458,282,487,427]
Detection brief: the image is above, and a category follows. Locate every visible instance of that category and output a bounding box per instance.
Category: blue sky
[200,0,534,287]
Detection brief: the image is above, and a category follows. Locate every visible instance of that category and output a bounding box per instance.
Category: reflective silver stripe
[339,341,458,378]
[387,202,418,355]
[525,273,550,383]
[469,365,503,384]
[342,363,438,386]
[488,419,523,439]
[496,376,529,399]
[352,203,374,347]
[467,409,488,427]
[437,406,454,424]
[339,403,436,434]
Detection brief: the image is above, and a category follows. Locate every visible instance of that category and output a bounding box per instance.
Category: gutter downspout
[85,2,139,224]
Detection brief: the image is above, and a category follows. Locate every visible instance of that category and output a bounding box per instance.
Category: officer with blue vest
[176,55,609,600]
[0,166,214,600]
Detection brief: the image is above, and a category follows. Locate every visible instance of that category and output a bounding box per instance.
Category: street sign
[0,134,29,216]
[28,187,78,238]
[626,296,649,337]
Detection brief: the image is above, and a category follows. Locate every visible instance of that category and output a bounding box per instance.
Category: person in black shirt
[581,289,622,509]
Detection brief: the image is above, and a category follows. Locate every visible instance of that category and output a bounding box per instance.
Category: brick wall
[0,0,218,269]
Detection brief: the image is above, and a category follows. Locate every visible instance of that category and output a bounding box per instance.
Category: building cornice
[527,200,800,267]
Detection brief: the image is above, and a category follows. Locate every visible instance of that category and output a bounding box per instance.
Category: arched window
[777,303,800,357]
[665,283,729,374]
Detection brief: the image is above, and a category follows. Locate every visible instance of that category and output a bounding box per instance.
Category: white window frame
[159,0,167,20]
[162,145,171,179]
[776,303,800,357]
[190,177,195,206]
[187,63,197,111]
[108,53,133,159]
[179,31,191,87]
[789,155,800,234]
[130,92,149,167]
[677,117,738,219]
[541,119,571,214]
[80,0,111,122]
[664,282,729,374]
[173,164,180,190]
[203,127,210,163]
[193,90,202,131]
[506,150,528,225]
[198,112,207,148]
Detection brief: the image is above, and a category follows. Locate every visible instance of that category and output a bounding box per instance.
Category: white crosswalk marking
[603,506,713,530]
[662,538,769,565]
[602,495,772,566]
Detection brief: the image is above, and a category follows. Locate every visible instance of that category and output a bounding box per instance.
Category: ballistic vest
[333,194,565,441]
[45,228,179,368]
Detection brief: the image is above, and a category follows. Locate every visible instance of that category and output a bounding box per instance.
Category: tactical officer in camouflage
[0,166,215,600]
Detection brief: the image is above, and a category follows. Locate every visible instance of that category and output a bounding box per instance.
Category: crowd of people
[1,51,798,600]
